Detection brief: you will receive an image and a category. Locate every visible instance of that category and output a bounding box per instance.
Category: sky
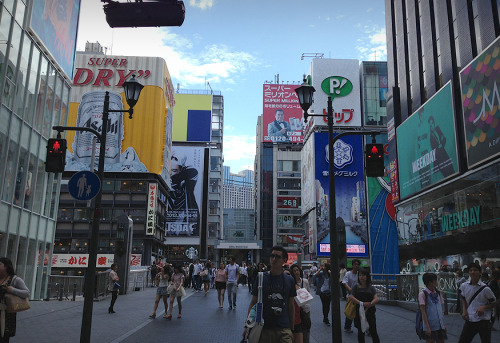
[76,0,387,173]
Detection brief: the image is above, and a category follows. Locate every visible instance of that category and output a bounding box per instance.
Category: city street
[16,284,499,342]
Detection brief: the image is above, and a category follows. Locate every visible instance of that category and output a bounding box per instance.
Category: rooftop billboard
[173,94,212,142]
[262,84,303,143]
[66,54,175,183]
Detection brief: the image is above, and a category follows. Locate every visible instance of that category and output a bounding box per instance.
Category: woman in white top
[149,265,171,319]
[291,264,311,343]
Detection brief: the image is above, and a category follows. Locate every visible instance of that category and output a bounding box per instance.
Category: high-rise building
[222,166,254,209]
[385,0,500,272]
[0,1,81,299]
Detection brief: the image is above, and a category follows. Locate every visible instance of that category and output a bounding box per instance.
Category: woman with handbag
[348,268,380,343]
[0,257,30,342]
[108,263,119,314]
[166,265,186,319]
[314,263,332,325]
[149,265,171,319]
[201,262,211,296]
[290,264,312,343]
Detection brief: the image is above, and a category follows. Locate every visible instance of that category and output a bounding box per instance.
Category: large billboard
[460,36,500,168]
[397,82,459,199]
[314,132,368,258]
[29,0,81,79]
[305,59,362,131]
[66,54,175,183]
[262,84,303,143]
[166,146,205,237]
[173,94,212,142]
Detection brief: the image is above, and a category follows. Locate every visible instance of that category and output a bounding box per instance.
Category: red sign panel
[263,84,303,143]
[277,197,301,209]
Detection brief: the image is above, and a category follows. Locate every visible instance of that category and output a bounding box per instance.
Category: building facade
[385,0,500,272]
[0,0,80,299]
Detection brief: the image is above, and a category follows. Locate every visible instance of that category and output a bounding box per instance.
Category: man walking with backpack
[458,262,496,343]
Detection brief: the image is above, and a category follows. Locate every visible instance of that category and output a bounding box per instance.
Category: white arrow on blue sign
[68,171,101,201]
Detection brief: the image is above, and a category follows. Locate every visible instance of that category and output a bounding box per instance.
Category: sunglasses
[270,254,283,260]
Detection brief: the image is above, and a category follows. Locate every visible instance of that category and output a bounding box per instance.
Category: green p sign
[321,76,353,99]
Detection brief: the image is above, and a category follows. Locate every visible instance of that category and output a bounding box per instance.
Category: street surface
[16,285,500,342]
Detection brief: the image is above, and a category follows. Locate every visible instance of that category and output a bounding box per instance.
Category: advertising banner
[306,59,362,128]
[166,146,205,236]
[146,183,158,236]
[315,133,368,257]
[66,54,175,183]
[460,36,500,168]
[29,0,81,79]
[262,84,303,143]
[397,82,459,199]
[51,254,114,268]
[173,94,212,142]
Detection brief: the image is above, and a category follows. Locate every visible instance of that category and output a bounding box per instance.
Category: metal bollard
[72,283,77,301]
[58,283,64,301]
[443,292,448,315]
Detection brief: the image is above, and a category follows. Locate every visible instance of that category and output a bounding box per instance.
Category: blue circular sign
[68,171,101,201]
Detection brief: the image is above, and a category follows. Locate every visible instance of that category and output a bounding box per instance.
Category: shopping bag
[246,272,264,343]
[295,287,314,307]
[344,298,356,320]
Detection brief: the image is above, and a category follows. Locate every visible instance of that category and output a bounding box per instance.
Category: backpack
[415,290,428,340]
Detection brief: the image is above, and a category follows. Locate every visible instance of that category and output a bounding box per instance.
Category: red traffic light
[370,145,379,154]
[365,143,385,177]
[46,138,67,173]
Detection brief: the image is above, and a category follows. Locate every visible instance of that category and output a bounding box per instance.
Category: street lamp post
[296,79,379,343]
[54,76,143,343]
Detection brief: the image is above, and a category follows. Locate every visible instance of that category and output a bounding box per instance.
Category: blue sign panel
[68,171,101,201]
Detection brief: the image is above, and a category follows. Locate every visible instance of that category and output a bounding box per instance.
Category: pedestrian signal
[365,143,385,177]
[46,138,67,173]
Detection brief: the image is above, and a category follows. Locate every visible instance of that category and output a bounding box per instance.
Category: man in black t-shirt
[243,246,296,343]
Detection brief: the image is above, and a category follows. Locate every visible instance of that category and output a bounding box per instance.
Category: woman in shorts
[215,262,227,309]
[149,265,171,319]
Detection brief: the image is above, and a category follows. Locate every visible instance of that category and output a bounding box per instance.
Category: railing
[371,272,460,313]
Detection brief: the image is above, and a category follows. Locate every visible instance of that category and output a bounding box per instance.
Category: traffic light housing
[103,1,185,28]
[45,138,67,173]
[365,143,385,177]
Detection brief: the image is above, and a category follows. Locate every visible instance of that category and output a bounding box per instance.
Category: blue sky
[77,0,387,173]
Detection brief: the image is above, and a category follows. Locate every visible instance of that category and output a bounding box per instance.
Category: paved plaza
[15,285,500,342]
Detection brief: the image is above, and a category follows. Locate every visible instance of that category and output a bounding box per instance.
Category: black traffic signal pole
[305,96,380,343]
[53,91,132,343]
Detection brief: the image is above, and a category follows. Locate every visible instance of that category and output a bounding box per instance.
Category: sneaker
[233,305,236,310]
[344,328,353,333]
[229,306,233,310]
[149,313,156,319]
[323,318,330,325]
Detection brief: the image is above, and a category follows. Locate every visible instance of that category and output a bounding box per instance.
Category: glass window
[210,156,220,171]
[25,47,40,126]
[2,116,21,203]
[34,56,48,133]
[42,66,56,137]
[14,0,26,26]
[209,200,218,214]
[60,82,70,126]
[0,9,11,61]
[14,32,31,118]
[32,142,46,214]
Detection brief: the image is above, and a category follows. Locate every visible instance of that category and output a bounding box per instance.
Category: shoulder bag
[4,276,30,313]
[246,272,264,343]
[344,284,357,320]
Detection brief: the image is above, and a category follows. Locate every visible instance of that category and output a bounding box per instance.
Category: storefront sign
[52,254,114,268]
[146,183,157,236]
[397,82,459,199]
[442,206,481,231]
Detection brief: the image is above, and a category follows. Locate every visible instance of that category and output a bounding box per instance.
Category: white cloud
[356,27,387,61]
[189,0,214,10]
[223,135,256,172]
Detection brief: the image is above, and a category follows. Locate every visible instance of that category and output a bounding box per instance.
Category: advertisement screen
[66,54,175,184]
[460,36,500,168]
[315,133,368,257]
[262,84,303,143]
[173,94,212,142]
[29,0,81,79]
[166,146,205,237]
[397,82,459,199]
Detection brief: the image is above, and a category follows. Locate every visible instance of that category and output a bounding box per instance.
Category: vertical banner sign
[460,36,500,168]
[146,183,157,236]
[262,84,303,143]
[166,146,204,236]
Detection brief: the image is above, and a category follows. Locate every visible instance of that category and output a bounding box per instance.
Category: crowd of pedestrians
[142,253,499,343]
